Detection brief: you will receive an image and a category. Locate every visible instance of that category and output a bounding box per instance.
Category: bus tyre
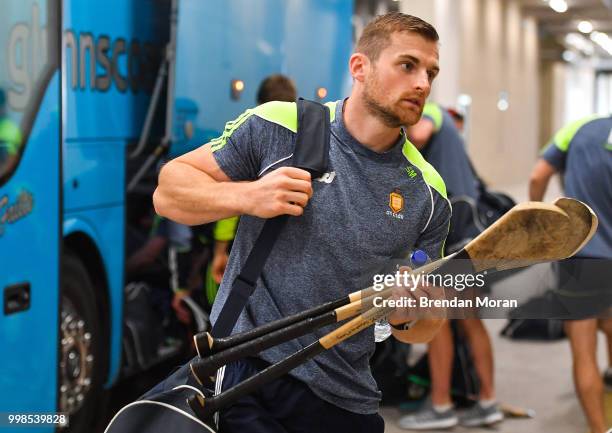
[60,254,104,431]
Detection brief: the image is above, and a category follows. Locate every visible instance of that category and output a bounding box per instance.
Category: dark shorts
[218,358,385,433]
[552,258,612,320]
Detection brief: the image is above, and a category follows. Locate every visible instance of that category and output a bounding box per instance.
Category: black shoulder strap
[211,98,331,338]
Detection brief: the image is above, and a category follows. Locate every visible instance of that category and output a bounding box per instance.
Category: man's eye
[402,63,414,71]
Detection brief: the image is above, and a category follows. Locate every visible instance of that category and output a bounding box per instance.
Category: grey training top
[542,115,612,259]
[210,99,451,414]
[420,102,479,200]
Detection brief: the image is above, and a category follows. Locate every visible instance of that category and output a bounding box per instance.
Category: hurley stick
[189,301,396,418]
[191,291,393,379]
[194,286,382,357]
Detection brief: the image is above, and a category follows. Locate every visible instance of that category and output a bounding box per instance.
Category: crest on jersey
[389,189,404,214]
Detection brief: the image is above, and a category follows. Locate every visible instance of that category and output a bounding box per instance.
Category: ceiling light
[590,31,612,55]
[549,0,568,13]
[565,32,595,56]
[578,21,593,34]
[562,50,577,62]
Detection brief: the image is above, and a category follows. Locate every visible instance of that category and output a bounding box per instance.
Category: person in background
[529,115,612,433]
[399,102,503,430]
[209,74,298,293]
[0,88,22,176]
[208,216,238,295]
[256,74,297,106]
[446,107,464,133]
[126,195,193,325]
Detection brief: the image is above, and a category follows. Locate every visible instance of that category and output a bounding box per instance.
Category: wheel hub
[59,297,94,415]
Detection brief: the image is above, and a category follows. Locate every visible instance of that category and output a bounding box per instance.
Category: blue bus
[0,0,351,431]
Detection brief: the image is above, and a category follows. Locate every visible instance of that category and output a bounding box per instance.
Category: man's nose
[414,70,431,94]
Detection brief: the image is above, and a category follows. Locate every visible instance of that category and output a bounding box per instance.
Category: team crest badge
[389,189,404,214]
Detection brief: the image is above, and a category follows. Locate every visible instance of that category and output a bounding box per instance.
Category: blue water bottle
[410,249,430,267]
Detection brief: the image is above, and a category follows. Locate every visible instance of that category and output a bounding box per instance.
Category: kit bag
[445,160,516,255]
[104,99,331,433]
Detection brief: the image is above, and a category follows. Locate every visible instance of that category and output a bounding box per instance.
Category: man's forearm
[153,160,252,225]
[528,177,548,202]
[529,158,557,202]
[214,240,231,256]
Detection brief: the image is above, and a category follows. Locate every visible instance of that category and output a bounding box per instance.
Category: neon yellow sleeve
[546,115,602,153]
[214,216,239,241]
[421,102,443,132]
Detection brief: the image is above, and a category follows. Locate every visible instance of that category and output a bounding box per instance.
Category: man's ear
[349,52,370,83]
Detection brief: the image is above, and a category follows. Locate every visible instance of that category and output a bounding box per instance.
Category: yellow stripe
[210,110,254,152]
[401,138,448,199]
[211,101,337,152]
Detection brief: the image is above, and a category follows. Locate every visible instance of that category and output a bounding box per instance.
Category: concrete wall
[540,61,567,148]
[400,0,541,187]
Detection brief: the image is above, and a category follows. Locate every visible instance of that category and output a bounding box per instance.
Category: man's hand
[154,144,314,225]
[172,290,192,325]
[211,249,230,284]
[243,167,313,218]
[387,276,446,324]
[386,266,447,343]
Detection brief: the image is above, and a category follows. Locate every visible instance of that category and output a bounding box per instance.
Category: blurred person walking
[529,115,612,433]
[399,103,503,430]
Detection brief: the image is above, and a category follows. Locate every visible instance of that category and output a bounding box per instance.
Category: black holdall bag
[445,159,516,256]
[104,99,331,433]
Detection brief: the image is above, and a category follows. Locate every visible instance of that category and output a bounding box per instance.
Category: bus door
[0,0,61,424]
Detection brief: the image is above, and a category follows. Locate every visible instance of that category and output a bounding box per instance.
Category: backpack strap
[292,98,331,176]
[211,98,331,338]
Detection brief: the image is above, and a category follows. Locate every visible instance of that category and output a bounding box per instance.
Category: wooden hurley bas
[190,291,393,379]
[194,286,382,358]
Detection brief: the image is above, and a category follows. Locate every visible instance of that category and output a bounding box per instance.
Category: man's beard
[363,79,404,128]
[363,75,417,128]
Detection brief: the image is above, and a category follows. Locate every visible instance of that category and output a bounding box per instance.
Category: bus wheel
[59,254,103,431]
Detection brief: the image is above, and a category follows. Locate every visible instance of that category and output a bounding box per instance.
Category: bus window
[0,88,22,179]
[0,1,55,185]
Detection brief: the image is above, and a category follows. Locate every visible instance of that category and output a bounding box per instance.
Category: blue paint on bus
[0,0,353,427]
